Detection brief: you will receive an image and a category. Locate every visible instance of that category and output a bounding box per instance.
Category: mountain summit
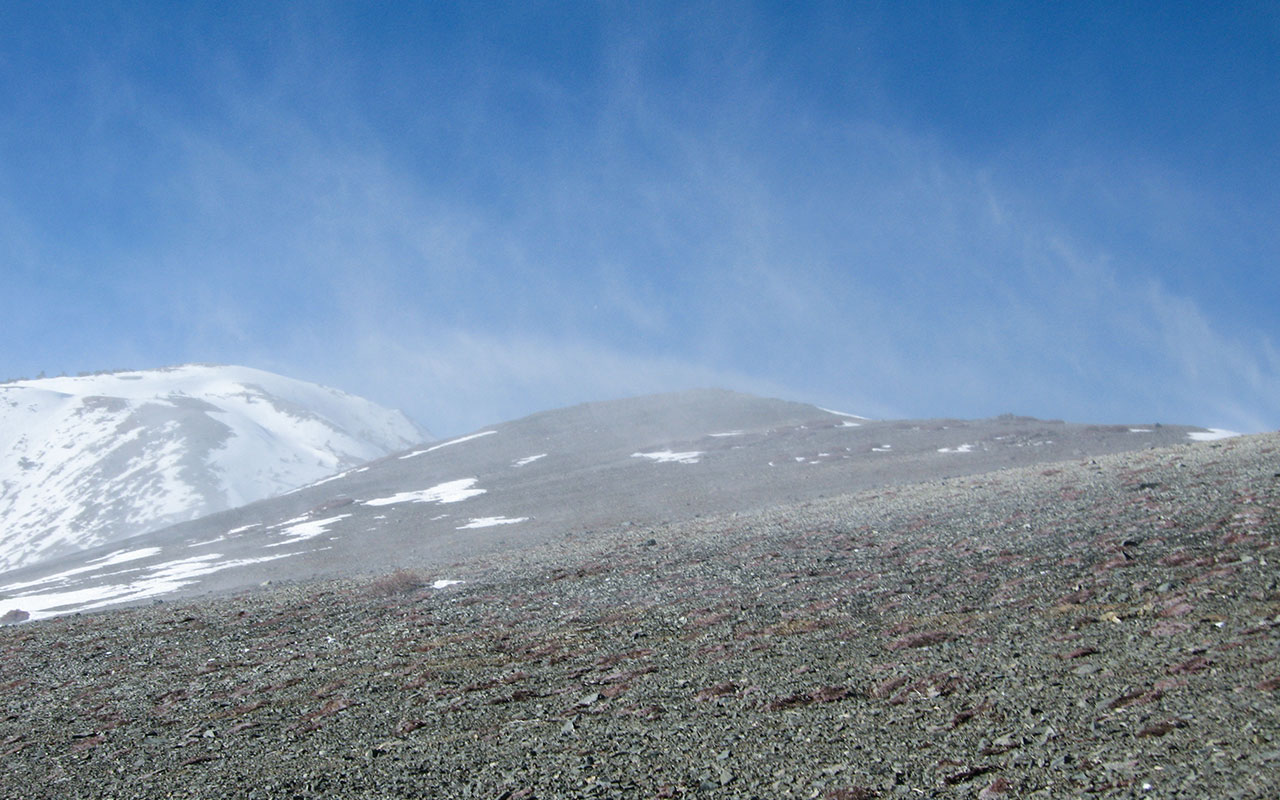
[0,364,426,571]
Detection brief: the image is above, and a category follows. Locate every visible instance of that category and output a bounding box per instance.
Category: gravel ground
[1,433,1277,799]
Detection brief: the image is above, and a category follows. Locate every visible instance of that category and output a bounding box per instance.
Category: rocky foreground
[2,433,1277,799]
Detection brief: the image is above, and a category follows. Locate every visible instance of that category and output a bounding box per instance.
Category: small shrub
[367,569,427,596]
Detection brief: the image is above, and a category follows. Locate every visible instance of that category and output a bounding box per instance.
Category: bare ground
[2,433,1277,798]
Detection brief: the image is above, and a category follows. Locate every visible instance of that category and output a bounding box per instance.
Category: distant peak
[0,363,426,572]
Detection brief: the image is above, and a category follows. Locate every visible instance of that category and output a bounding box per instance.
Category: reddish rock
[1168,655,1210,674]
[1061,646,1099,659]
[978,777,1013,798]
[887,630,956,650]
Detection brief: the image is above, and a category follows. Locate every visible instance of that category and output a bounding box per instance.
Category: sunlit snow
[0,551,297,621]
[456,516,528,529]
[819,407,868,421]
[91,547,161,568]
[363,478,486,506]
[265,514,351,547]
[938,444,975,453]
[1187,428,1241,441]
[295,464,370,492]
[399,430,497,459]
[632,450,704,464]
[0,547,163,593]
[513,453,547,467]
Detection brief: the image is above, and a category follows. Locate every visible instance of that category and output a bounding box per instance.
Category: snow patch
[456,516,528,529]
[708,431,744,438]
[363,478,485,506]
[0,547,163,593]
[0,551,297,621]
[399,430,497,459]
[89,547,161,568]
[513,453,547,467]
[299,466,359,492]
[265,514,351,547]
[431,579,463,589]
[1187,428,1241,441]
[632,450,704,464]
[819,407,868,421]
[938,443,975,453]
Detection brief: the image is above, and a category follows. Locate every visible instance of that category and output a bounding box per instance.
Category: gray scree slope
[1,423,1275,798]
[0,388,1208,617]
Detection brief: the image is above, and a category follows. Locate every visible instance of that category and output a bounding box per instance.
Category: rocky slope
[1,431,1275,798]
[0,364,426,571]
[0,389,1215,621]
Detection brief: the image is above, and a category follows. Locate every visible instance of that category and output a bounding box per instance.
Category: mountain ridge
[0,386,1225,621]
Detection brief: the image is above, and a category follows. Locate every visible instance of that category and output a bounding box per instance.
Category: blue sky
[2,2,1277,436]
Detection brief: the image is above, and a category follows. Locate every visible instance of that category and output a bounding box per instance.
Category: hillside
[0,389,1212,620]
[1,430,1275,798]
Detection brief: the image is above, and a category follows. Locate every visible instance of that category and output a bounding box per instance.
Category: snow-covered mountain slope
[0,387,1237,622]
[0,364,427,571]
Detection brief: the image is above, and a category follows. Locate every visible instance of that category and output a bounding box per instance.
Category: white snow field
[0,364,425,571]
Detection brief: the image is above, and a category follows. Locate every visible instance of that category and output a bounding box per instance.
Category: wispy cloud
[3,5,1275,434]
